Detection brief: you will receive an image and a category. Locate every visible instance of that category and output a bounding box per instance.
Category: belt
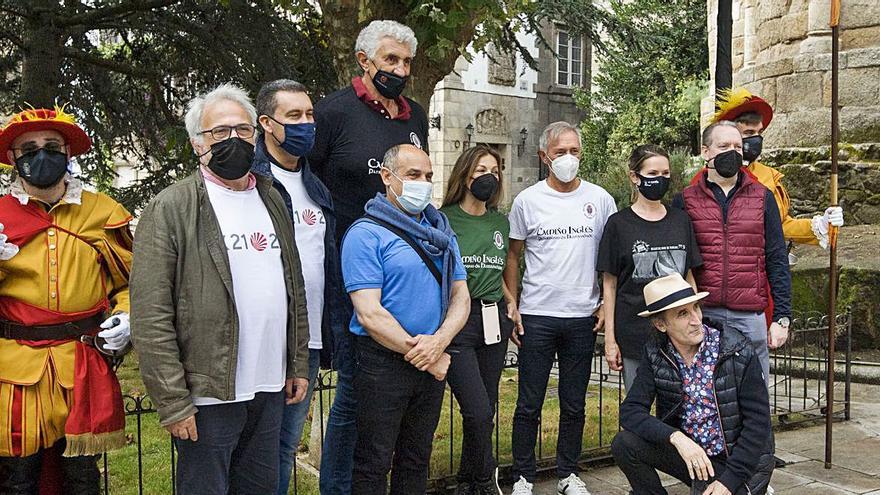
[0,314,104,341]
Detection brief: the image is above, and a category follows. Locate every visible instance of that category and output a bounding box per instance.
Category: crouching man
[612,273,774,495]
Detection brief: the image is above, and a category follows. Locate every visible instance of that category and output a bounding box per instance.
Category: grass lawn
[106,356,624,494]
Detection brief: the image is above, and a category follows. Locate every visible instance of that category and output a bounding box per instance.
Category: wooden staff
[826,0,841,470]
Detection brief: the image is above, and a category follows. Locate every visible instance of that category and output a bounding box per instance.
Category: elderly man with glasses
[0,106,133,494]
[130,83,311,494]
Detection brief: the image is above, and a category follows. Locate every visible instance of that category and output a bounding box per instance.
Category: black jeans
[173,390,285,495]
[352,336,446,495]
[511,315,597,482]
[0,440,99,495]
[611,430,762,495]
[446,299,514,484]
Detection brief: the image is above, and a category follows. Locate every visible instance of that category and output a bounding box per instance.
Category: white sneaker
[511,476,533,495]
[557,473,592,495]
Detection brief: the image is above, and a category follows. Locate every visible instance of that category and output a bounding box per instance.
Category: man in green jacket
[130,83,310,495]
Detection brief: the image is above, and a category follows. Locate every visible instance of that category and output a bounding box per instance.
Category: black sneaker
[473,468,503,495]
[454,481,476,495]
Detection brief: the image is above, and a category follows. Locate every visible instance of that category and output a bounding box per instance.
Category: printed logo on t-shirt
[535,224,594,241]
[631,240,687,283]
[493,231,504,250]
[583,202,596,219]
[410,132,422,149]
[224,232,281,251]
[292,207,325,226]
[367,158,382,175]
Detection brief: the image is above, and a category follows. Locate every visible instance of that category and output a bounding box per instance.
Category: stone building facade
[428,24,588,206]
[705,0,880,224]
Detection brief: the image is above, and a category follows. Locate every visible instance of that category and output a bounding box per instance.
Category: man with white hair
[131,83,311,494]
[503,121,617,495]
[309,19,429,494]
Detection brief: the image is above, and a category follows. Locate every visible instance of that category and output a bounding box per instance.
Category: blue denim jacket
[251,136,349,369]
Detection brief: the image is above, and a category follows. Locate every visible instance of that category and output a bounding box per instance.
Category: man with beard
[0,107,132,493]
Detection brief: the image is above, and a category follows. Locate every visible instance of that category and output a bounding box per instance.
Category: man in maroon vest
[672,121,791,385]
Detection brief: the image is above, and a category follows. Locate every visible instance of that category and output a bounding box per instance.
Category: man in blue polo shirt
[341,144,470,494]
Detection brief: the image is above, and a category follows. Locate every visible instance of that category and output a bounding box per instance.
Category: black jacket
[252,136,350,369]
[620,320,774,493]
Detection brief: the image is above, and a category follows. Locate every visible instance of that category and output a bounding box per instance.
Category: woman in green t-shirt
[440,145,520,494]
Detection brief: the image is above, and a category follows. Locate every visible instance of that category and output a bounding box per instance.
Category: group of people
[0,17,846,495]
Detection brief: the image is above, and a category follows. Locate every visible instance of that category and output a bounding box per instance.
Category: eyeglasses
[199,124,256,141]
[12,142,67,158]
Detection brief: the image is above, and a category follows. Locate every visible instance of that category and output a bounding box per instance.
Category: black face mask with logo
[15,149,69,188]
[742,135,763,163]
[710,149,743,178]
[469,174,498,202]
[371,63,408,99]
[205,137,255,180]
[636,173,670,201]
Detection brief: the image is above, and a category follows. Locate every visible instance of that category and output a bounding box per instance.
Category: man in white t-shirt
[503,121,617,495]
[131,84,311,494]
[251,79,349,495]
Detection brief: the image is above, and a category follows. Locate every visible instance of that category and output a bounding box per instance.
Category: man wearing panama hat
[0,106,132,493]
[611,273,774,495]
[711,88,844,249]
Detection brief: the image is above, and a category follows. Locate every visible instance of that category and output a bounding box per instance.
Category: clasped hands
[404,333,451,381]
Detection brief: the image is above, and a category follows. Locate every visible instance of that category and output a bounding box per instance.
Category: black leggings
[0,440,100,495]
[446,299,514,483]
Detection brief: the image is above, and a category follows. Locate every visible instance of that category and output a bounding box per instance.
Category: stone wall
[705,0,880,224]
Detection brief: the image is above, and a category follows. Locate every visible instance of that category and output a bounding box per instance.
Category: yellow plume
[711,87,755,124]
[3,102,78,131]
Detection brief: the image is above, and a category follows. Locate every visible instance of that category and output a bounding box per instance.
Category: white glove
[811,207,844,249]
[98,312,131,351]
[824,206,844,227]
[0,224,20,261]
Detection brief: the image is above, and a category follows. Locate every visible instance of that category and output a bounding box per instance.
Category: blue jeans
[511,315,597,482]
[277,349,321,495]
[319,331,358,495]
[174,390,285,495]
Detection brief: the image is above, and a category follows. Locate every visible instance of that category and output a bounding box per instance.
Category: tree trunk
[19,4,65,107]
[319,0,363,90]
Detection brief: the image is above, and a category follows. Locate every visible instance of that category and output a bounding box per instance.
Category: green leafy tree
[0,0,336,210]
[577,0,708,176]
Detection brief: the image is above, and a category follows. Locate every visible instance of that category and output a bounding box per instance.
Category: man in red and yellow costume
[0,107,130,494]
[711,88,844,249]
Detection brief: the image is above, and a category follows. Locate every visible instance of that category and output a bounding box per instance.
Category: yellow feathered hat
[0,105,92,163]
[711,87,774,129]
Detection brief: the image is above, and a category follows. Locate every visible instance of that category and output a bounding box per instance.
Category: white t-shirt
[509,179,617,317]
[271,164,326,349]
[195,181,288,405]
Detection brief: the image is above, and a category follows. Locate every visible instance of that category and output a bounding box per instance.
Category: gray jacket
[131,172,309,425]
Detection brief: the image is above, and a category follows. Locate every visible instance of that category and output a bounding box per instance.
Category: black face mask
[205,137,255,180]
[710,149,743,178]
[469,173,498,202]
[636,173,670,201]
[371,63,408,99]
[15,149,69,188]
[742,135,763,163]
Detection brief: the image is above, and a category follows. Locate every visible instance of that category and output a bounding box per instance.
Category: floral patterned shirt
[669,325,725,456]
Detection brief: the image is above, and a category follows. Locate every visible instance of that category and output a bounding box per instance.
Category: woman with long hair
[596,145,702,390]
[441,145,520,494]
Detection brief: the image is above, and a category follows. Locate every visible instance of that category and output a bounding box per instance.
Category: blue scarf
[361,193,457,319]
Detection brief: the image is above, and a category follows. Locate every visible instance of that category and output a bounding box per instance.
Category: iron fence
[101,310,852,494]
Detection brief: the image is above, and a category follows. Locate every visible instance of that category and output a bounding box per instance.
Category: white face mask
[385,167,433,214]
[549,153,580,183]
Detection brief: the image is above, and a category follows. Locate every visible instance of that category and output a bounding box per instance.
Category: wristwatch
[776,317,791,328]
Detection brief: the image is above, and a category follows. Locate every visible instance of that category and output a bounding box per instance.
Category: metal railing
[101,310,852,494]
